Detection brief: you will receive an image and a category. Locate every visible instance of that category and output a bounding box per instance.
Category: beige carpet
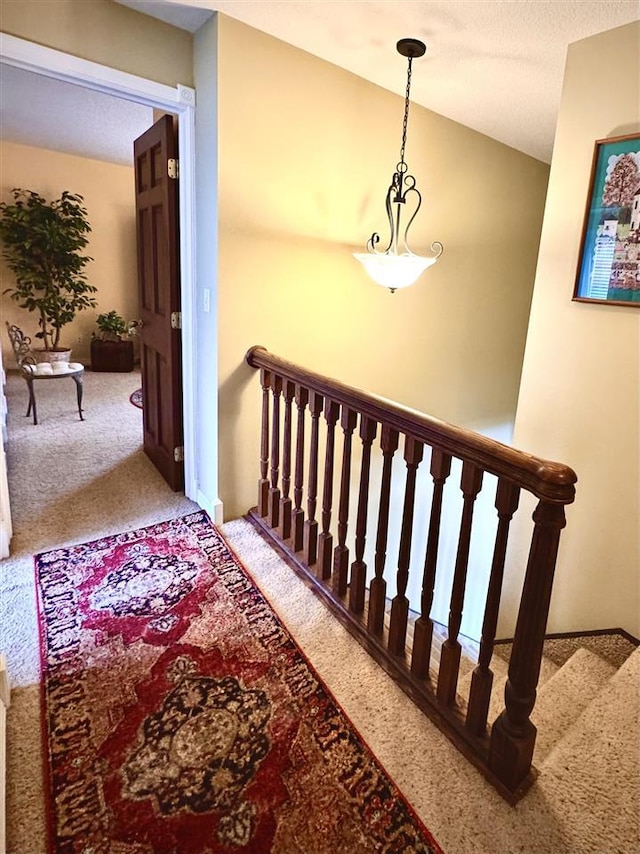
[1,368,197,852]
[1,368,638,854]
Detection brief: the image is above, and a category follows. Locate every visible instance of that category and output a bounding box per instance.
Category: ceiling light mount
[354,37,442,293]
[396,38,427,59]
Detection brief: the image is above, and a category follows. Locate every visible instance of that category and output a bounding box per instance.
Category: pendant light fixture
[354,38,443,293]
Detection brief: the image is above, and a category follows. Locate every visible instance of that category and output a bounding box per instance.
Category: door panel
[134,114,184,491]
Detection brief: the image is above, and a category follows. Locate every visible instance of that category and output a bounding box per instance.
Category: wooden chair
[5,323,85,425]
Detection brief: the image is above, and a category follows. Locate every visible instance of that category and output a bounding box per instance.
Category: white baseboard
[0,524,10,561]
[195,490,224,526]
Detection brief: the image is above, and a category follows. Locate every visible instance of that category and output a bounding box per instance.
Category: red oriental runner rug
[35,511,443,854]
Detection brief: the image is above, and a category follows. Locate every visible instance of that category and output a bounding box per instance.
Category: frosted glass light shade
[353,252,438,291]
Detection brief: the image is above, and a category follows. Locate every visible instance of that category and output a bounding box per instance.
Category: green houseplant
[0,188,97,354]
[95,310,138,341]
[91,311,137,372]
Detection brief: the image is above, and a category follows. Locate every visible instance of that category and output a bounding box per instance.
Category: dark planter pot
[91,338,134,372]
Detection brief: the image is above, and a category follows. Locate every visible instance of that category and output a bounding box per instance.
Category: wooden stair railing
[245,346,577,801]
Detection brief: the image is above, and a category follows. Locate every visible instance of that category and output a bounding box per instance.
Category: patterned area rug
[35,511,443,853]
[129,387,143,409]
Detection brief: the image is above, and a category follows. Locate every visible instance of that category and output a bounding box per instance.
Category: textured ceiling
[0,65,153,166]
[119,0,640,163]
[1,1,638,166]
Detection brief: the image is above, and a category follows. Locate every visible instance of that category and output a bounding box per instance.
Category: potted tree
[0,189,97,361]
[91,310,137,372]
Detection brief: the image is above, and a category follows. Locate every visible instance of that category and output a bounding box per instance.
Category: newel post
[489,499,567,791]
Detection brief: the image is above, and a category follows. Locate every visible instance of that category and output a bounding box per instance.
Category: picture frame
[573,133,640,307]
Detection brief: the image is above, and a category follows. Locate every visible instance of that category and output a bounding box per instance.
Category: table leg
[73,375,84,421]
[26,379,37,425]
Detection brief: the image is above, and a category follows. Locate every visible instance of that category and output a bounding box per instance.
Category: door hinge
[174,445,184,463]
[168,158,179,179]
[171,311,182,330]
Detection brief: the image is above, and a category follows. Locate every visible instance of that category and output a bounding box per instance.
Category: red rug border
[33,510,445,854]
[34,554,57,854]
[216,520,444,854]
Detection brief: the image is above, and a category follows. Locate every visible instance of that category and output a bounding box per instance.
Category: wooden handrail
[245,345,577,801]
[246,346,577,504]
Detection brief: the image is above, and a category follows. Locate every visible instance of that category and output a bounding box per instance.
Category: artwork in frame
[573,133,640,307]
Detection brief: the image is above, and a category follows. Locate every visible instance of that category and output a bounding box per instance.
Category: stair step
[457,649,559,726]
[531,647,616,762]
[535,647,640,849]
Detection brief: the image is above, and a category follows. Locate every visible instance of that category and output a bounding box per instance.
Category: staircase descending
[457,638,638,772]
[530,644,639,844]
[438,623,638,809]
[410,622,634,773]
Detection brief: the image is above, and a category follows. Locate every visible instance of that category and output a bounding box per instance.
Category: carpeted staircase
[458,641,637,767]
[520,642,639,847]
[536,645,639,833]
[408,612,636,776]
[458,640,640,780]
[447,633,638,835]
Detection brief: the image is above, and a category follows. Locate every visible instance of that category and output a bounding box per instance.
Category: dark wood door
[134,114,184,491]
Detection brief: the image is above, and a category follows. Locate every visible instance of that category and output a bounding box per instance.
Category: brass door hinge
[171,311,182,330]
[174,445,184,463]
[168,158,179,180]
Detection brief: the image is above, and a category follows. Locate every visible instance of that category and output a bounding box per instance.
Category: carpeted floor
[1,367,638,854]
[35,513,442,853]
[1,368,197,852]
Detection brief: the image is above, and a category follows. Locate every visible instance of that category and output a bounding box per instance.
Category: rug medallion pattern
[36,511,443,853]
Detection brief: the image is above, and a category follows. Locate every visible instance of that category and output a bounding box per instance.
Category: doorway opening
[0,32,198,500]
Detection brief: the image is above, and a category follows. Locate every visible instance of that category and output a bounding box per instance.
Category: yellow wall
[510,22,640,637]
[0,141,138,364]
[216,15,550,519]
[0,0,193,87]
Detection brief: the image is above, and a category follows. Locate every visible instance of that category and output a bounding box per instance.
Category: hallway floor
[1,368,196,850]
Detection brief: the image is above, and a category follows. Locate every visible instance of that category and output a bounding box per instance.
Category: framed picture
[573,133,640,307]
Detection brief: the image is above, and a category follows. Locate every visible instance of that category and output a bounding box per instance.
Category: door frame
[0,33,200,504]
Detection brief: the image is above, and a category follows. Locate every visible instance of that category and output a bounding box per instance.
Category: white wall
[193,15,221,520]
[509,22,640,638]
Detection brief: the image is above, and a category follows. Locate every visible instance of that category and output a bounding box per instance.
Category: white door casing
[0,33,221,517]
